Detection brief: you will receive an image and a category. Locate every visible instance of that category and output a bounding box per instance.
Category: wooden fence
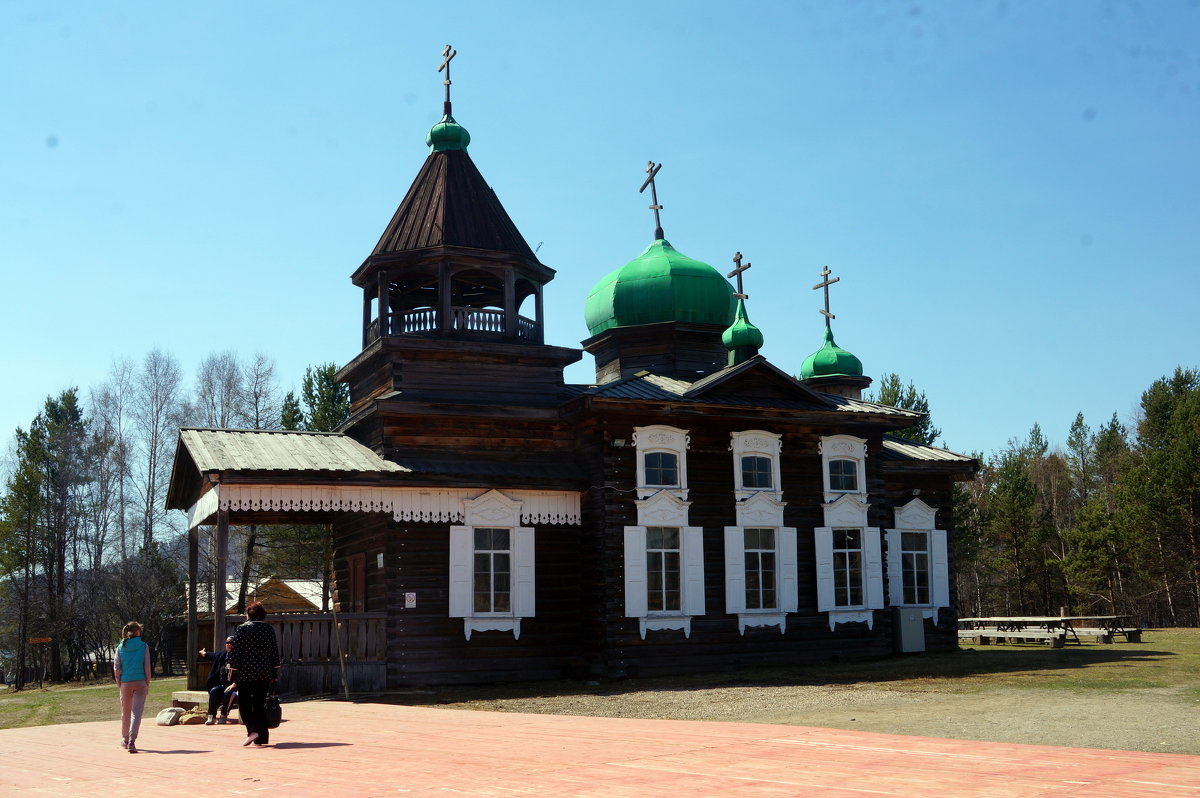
[200,612,388,695]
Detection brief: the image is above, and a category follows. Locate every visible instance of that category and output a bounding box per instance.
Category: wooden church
[168,50,976,688]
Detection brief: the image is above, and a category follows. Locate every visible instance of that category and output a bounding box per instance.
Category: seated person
[199,637,237,725]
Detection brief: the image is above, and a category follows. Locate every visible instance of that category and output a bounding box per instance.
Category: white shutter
[864,527,884,609]
[624,526,648,618]
[513,526,536,618]
[885,528,902,605]
[931,529,949,609]
[724,527,746,614]
[448,525,472,618]
[779,527,798,613]
[814,527,834,612]
[682,526,706,617]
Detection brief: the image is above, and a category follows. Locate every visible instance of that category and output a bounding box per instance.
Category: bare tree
[132,350,189,551]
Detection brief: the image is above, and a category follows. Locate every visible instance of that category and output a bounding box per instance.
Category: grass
[0,677,187,730]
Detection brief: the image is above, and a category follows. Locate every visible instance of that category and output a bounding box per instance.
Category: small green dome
[584,239,735,337]
[426,114,471,152]
[722,298,764,350]
[800,326,863,379]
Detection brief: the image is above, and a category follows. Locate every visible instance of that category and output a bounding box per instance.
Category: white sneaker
[205,715,216,725]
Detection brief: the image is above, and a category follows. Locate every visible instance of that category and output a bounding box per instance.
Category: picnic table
[958,615,1142,647]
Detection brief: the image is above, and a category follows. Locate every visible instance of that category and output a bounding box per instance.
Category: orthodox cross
[813,265,840,328]
[639,161,665,240]
[438,44,457,115]
[727,252,751,300]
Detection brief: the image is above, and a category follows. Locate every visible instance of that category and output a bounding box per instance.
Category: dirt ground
[421,682,1196,755]
[383,643,1200,757]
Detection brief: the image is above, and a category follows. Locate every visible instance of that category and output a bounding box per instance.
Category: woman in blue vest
[114,621,151,753]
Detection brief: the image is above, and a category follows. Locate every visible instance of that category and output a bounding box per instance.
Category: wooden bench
[1070,627,1142,644]
[958,629,1065,648]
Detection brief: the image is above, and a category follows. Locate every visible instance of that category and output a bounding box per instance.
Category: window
[646,526,681,612]
[743,528,776,609]
[624,490,704,639]
[449,490,534,640]
[828,459,858,492]
[633,426,690,499]
[819,435,867,499]
[472,527,511,613]
[741,456,772,489]
[730,431,782,500]
[832,528,864,607]
[900,531,930,605]
[645,453,679,487]
[886,499,949,618]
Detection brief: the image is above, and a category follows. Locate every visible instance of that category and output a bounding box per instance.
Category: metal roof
[178,428,409,473]
[880,435,976,463]
[572,371,919,417]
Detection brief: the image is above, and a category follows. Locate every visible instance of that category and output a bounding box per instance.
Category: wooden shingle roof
[369,149,537,261]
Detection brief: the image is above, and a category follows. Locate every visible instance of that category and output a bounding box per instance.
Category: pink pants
[119,680,148,744]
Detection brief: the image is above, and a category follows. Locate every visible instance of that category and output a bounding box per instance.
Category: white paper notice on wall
[405,592,416,609]
[377,553,384,569]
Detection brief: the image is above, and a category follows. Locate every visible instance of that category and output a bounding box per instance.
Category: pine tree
[866,372,942,445]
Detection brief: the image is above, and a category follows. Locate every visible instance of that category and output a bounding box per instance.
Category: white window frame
[819,435,867,501]
[624,490,703,638]
[449,490,534,640]
[730,430,782,501]
[886,498,949,623]
[633,425,690,500]
[725,489,795,635]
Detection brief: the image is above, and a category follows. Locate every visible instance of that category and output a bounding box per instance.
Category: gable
[683,356,832,406]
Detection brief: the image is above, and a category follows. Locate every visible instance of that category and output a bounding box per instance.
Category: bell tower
[338,47,581,442]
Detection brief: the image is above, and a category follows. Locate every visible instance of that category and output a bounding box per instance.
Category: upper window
[634,425,690,499]
[644,452,679,487]
[741,456,772,489]
[828,459,858,492]
[819,435,867,499]
[730,430,782,500]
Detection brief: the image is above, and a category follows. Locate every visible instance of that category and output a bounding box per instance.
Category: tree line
[0,351,347,690]
[871,368,1200,627]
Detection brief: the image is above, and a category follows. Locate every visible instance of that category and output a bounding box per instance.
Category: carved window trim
[633,425,690,500]
[819,435,868,502]
[730,430,783,501]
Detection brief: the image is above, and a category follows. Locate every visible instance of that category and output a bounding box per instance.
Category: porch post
[187,525,199,690]
[214,508,229,651]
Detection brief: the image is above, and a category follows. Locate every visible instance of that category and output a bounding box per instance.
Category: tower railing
[372,308,539,340]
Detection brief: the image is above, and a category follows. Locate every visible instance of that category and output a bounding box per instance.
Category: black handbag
[264,694,282,729]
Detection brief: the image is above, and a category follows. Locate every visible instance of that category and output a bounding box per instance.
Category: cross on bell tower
[438,44,457,116]
[639,161,665,240]
[813,265,840,330]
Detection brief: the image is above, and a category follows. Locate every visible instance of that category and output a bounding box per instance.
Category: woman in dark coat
[228,601,281,746]
[199,636,236,724]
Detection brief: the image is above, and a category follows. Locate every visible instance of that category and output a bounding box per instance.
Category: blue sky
[2,1,1197,459]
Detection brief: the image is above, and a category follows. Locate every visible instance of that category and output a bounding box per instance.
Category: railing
[372,308,539,340]
[212,612,387,695]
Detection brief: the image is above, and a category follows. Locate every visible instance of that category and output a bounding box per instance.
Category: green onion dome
[584,239,736,337]
[426,114,471,152]
[722,298,764,350]
[800,326,863,379]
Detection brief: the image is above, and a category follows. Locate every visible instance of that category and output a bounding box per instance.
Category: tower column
[362,286,372,347]
[439,262,453,333]
[377,271,390,337]
[535,285,545,344]
[504,270,516,337]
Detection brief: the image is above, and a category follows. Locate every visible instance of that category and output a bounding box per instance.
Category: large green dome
[800,326,863,379]
[584,239,735,337]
